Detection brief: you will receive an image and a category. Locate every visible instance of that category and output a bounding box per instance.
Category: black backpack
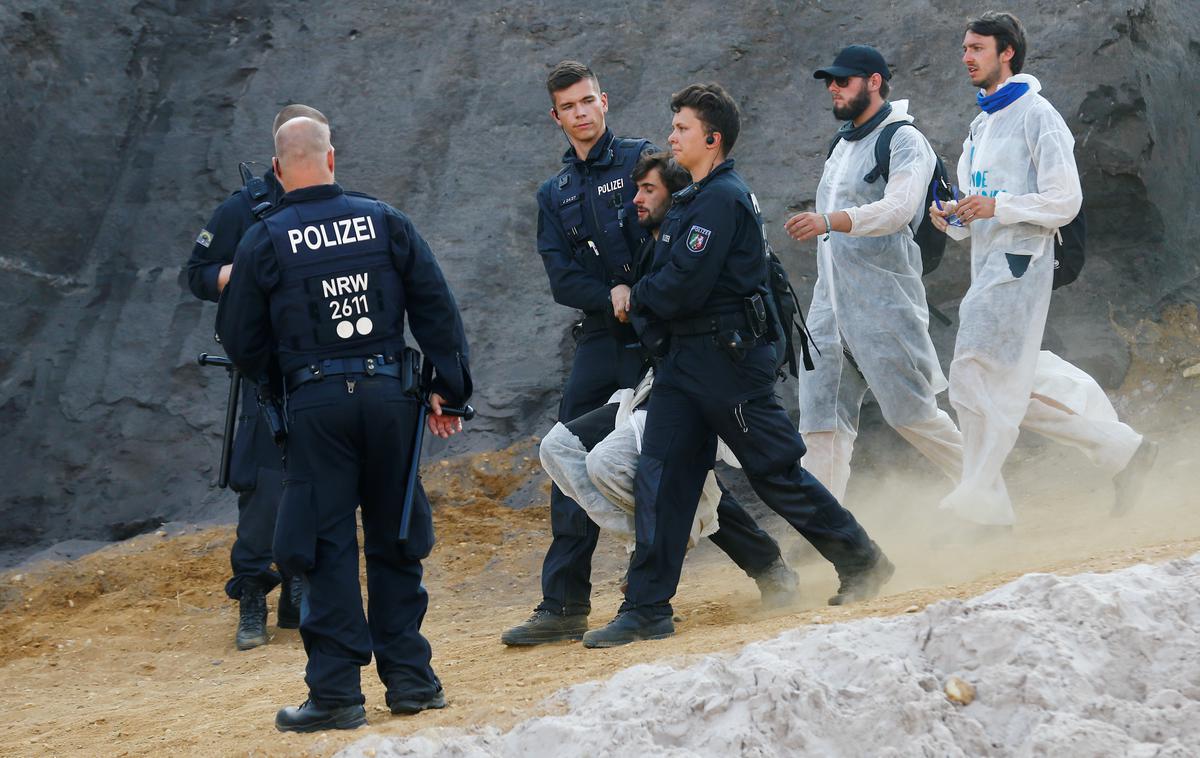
[828,121,949,275]
[1051,210,1086,289]
[764,245,817,378]
[742,190,818,379]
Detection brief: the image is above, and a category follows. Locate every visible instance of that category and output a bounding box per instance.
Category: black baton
[198,353,239,489]
[398,357,475,543]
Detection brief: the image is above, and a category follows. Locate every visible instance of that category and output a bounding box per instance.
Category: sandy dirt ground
[4,309,1200,757]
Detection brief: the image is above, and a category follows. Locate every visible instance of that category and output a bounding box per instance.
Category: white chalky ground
[342,554,1200,757]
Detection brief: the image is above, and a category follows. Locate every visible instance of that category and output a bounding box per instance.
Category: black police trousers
[274,374,439,708]
[622,340,876,620]
[560,401,784,579]
[538,326,646,615]
[225,380,284,600]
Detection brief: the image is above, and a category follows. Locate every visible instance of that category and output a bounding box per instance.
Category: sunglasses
[932,177,966,227]
[823,75,861,88]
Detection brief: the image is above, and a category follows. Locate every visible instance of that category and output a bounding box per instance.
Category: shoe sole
[277,618,300,630]
[581,630,673,649]
[500,631,586,647]
[236,635,268,651]
[389,696,447,715]
[275,713,367,733]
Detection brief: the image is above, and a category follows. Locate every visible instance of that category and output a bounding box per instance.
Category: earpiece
[706,134,715,145]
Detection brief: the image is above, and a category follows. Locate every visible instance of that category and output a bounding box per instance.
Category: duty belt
[578,311,609,334]
[285,354,405,392]
[668,311,757,337]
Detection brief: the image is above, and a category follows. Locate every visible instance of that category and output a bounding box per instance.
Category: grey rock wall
[1,0,1195,561]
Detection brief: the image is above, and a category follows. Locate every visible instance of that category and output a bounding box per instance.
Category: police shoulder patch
[196,229,214,248]
[686,225,712,254]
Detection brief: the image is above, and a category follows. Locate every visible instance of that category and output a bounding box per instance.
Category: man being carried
[929,12,1156,527]
[784,45,963,502]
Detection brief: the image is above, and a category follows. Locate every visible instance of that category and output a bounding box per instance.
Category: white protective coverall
[1025,351,1143,474]
[798,99,963,502]
[939,73,1134,525]
[538,369,726,552]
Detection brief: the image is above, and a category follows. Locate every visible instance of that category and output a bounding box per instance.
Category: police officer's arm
[384,208,472,407]
[844,129,936,237]
[629,193,735,321]
[215,224,277,384]
[186,194,251,302]
[536,183,613,313]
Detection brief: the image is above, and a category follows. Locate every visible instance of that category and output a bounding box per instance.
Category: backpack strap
[864,121,911,184]
[826,134,841,160]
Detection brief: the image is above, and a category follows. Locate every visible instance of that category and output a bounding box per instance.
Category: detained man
[784,45,963,503]
[929,12,1156,527]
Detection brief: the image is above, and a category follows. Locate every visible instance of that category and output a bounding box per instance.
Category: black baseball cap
[813,45,892,81]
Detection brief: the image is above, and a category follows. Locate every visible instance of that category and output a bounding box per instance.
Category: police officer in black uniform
[584,84,894,648]
[503,62,792,646]
[186,104,325,650]
[218,116,471,731]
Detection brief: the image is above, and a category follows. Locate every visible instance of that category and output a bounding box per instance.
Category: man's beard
[638,204,668,231]
[833,86,871,121]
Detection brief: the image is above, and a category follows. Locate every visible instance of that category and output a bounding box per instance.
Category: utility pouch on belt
[743,294,768,339]
[256,387,289,447]
[401,347,422,396]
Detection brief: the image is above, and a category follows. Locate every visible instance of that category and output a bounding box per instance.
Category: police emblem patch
[686,225,711,254]
[195,229,213,248]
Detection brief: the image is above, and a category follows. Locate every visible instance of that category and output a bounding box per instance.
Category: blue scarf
[977,81,1030,113]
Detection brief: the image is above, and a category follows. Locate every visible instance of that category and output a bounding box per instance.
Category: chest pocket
[557,192,587,246]
[300,264,397,347]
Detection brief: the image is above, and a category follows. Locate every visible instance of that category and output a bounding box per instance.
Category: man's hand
[427,393,463,439]
[610,284,631,323]
[784,210,850,242]
[954,195,996,224]
[929,200,952,233]
[217,263,233,293]
[784,212,825,242]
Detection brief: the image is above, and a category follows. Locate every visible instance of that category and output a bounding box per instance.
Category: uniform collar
[561,129,618,168]
[281,183,344,203]
[672,159,736,204]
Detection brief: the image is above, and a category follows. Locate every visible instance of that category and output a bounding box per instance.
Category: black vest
[263,192,405,373]
[551,136,650,286]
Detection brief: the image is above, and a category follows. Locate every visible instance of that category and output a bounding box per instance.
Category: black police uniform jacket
[187,170,286,489]
[187,171,284,302]
[630,160,774,403]
[536,129,652,316]
[217,184,471,406]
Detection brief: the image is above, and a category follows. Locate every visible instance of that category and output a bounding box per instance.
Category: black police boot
[500,609,588,646]
[581,611,674,649]
[274,699,366,733]
[827,544,895,606]
[1112,439,1159,516]
[752,556,800,608]
[387,687,447,715]
[277,576,304,629]
[236,580,269,650]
